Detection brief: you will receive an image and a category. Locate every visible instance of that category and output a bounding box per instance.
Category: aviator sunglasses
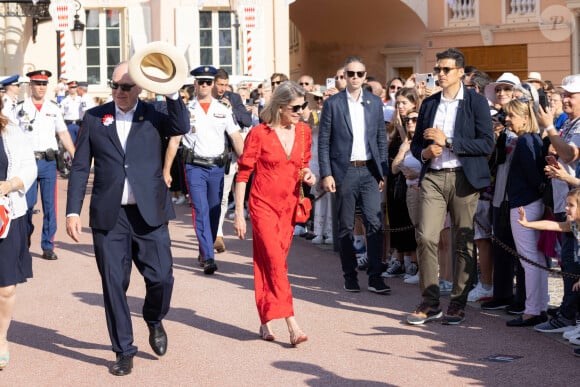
[289,102,309,113]
[433,66,458,75]
[109,81,136,91]
[345,70,366,78]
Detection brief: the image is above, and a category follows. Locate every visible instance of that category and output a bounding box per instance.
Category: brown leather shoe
[214,236,226,253]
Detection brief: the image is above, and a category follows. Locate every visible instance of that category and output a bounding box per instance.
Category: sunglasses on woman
[404,116,418,124]
[288,102,309,113]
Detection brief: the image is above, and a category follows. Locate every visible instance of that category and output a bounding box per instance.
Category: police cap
[190,66,217,80]
[26,70,52,82]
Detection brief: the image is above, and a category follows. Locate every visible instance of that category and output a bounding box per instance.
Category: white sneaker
[563,325,580,340]
[356,253,368,270]
[324,236,334,245]
[405,262,418,277]
[569,335,580,345]
[403,272,419,284]
[467,283,493,302]
[174,195,186,205]
[311,235,324,244]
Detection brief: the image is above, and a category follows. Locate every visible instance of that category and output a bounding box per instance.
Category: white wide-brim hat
[128,41,188,95]
[484,72,521,104]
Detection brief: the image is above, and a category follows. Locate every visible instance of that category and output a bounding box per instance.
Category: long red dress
[236,121,312,324]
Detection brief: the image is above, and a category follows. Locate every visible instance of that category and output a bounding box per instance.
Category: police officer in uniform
[77,81,95,118]
[60,80,83,144]
[1,75,21,117]
[11,70,76,260]
[212,68,252,253]
[183,66,244,274]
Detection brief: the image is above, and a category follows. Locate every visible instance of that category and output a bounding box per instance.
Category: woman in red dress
[233,81,315,346]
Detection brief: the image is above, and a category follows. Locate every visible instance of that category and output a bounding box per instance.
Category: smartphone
[425,73,435,89]
[326,77,336,90]
[538,93,549,111]
[415,73,429,84]
[545,155,560,169]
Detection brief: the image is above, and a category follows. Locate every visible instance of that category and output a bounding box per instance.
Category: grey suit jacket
[318,89,388,184]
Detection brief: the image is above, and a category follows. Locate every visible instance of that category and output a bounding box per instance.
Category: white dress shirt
[115,103,138,205]
[429,86,464,170]
[346,90,370,161]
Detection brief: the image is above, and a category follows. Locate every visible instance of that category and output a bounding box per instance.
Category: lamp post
[71,0,85,49]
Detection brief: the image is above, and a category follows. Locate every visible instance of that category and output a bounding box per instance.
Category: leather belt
[428,167,462,173]
[349,160,369,167]
[34,149,57,161]
[65,120,81,125]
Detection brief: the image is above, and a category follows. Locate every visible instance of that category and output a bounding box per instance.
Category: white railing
[507,0,537,16]
[448,0,476,21]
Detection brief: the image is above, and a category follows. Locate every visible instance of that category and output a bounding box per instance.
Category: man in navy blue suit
[408,48,494,326]
[318,57,390,294]
[65,61,189,376]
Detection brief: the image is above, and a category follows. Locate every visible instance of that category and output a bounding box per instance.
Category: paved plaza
[1,177,577,386]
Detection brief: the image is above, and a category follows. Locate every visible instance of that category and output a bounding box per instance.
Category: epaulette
[50,100,59,106]
[16,100,24,105]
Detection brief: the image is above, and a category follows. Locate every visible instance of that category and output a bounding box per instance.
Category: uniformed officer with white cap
[60,80,83,143]
[11,70,76,260]
[182,65,244,274]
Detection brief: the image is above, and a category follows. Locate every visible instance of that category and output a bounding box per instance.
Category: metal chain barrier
[382,214,580,279]
[475,218,580,280]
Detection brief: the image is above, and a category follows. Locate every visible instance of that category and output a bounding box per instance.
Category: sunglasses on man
[109,81,136,91]
[345,71,366,78]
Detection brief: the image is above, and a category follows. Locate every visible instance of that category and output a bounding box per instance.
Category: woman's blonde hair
[567,188,580,210]
[503,98,539,135]
[260,81,305,126]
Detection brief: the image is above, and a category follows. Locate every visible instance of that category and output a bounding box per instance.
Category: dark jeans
[556,212,580,320]
[335,165,383,282]
[491,206,526,305]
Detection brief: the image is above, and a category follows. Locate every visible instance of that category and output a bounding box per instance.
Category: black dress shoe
[110,354,133,376]
[203,259,218,275]
[148,324,168,356]
[41,249,58,260]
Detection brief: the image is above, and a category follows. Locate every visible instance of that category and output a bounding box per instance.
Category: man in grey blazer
[409,48,494,326]
[318,57,390,294]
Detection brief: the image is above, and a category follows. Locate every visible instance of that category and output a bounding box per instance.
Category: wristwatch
[445,137,453,149]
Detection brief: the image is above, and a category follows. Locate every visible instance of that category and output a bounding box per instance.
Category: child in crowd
[518,188,580,357]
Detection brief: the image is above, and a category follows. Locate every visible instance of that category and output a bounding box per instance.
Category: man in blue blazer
[319,57,390,294]
[65,61,189,376]
[409,48,494,326]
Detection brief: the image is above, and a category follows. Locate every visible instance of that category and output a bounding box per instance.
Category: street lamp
[71,0,85,49]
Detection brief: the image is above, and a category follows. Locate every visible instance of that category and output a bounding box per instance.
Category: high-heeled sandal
[0,351,10,370]
[259,325,275,341]
[290,331,308,346]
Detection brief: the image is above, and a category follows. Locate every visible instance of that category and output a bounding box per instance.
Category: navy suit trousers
[335,165,384,282]
[92,205,174,356]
